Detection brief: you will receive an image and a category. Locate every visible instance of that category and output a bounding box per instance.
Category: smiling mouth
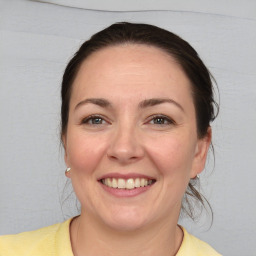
[100,178,156,190]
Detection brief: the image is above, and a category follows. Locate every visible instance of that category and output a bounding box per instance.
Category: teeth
[126,178,134,189]
[117,178,126,189]
[102,177,154,189]
[135,178,140,188]
[106,178,112,187]
[112,178,118,188]
[141,178,145,187]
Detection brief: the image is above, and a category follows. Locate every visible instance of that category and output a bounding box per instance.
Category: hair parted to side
[61,22,219,221]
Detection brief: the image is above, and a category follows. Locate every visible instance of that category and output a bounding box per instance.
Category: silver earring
[192,174,199,180]
[65,167,71,174]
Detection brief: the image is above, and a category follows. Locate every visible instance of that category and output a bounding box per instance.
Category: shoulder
[177,226,222,256]
[0,218,73,256]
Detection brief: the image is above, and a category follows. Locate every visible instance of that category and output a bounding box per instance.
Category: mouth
[100,177,156,190]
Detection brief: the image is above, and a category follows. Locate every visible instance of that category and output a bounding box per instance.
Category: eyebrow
[75,97,184,112]
[75,98,112,110]
[139,98,184,112]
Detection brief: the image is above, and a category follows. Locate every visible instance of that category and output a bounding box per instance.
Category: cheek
[146,133,196,178]
[66,131,107,174]
[144,134,197,215]
[65,132,109,208]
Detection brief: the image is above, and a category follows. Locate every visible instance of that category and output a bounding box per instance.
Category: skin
[62,44,211,256]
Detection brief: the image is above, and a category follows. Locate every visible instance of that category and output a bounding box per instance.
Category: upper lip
[98,172,156,181]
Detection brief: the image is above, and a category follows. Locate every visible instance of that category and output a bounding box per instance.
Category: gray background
[0,0,256,255]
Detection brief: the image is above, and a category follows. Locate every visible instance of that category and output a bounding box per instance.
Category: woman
[0,22,221,255]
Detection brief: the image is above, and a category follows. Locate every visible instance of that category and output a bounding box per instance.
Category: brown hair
[61,22,218,220]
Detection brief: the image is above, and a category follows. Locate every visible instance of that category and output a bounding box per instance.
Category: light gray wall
[0,1,255,255]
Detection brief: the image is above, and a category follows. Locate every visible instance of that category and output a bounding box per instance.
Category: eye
[148,115,175,126]
[81,115,107,125]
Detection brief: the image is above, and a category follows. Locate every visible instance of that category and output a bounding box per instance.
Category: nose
[107,125,144,165]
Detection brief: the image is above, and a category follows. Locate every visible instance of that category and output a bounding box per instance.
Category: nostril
[106,130,145,163]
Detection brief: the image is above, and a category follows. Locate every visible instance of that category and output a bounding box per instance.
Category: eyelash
[81,114,175,127]
[147,115,176,126]
[81,115,107,125]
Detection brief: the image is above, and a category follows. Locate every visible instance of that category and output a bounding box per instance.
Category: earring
[192,174,199,180]
[65,167,71,174]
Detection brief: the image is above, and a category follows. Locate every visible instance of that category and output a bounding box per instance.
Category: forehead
[77,44,182,79]
[71,44,193,106]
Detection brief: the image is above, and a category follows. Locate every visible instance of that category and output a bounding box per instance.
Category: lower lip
[99,182,154,197]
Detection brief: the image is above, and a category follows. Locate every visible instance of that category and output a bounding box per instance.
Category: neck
[70,211,183,256]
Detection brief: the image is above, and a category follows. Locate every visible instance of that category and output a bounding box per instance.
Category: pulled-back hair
[61,22,218,220]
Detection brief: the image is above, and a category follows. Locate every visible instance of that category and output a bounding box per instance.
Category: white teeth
[135,178,140,188]
[112,178,118,188]
[126,178,135,189]
[106,178,112,187]
[102,177,154,189]
[117,178,126,189]
[141,178,145,187]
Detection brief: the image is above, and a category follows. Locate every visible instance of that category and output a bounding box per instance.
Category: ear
[62,134,71,178]
[190,127,212,179]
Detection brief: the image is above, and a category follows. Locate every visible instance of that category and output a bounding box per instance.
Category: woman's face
[63,44,210,231]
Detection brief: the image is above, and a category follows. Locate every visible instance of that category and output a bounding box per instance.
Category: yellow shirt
[0,218,221,256]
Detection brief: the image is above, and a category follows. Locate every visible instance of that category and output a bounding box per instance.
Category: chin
[103,210,149,232]
[107,220,146,232]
